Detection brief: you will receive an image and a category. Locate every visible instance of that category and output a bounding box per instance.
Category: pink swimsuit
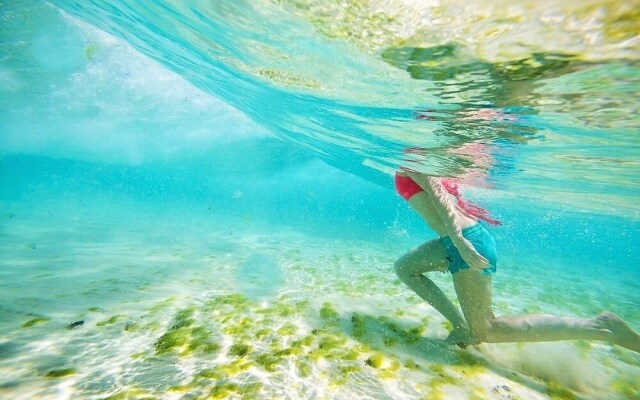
[394,173,424,201]
[394,172,501,226]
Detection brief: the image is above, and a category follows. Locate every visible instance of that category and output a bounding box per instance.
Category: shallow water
[1,1,639,399]
[1,182,639,399]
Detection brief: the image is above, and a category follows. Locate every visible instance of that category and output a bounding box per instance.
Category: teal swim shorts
[440,223,497,275]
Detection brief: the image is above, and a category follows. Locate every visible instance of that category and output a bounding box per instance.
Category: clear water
[1,1,639,399]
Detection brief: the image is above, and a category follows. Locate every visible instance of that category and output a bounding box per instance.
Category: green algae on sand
[96,315,127,327]
[45,368,77,378]
[228,343,252,358]
[154,307,219,356]
[319,302,339,321]
[545,379,577,400]
[22,317,49,328]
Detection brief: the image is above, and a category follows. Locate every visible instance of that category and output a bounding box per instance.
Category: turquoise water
[1,1,639,399]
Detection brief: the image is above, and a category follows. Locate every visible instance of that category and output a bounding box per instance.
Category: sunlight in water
[1,1,639,399]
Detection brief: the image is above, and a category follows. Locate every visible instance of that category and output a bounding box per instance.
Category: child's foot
[445,327,478,348]
[594,312,640,353]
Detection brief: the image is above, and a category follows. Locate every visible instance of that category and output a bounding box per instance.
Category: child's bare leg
[452,269,640,352]
[395,239,474,343]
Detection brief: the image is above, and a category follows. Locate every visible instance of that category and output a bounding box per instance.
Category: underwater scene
[1,1,639,399]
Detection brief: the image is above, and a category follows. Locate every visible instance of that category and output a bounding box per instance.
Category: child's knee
[394,257,416,280]
[393,258,408,278]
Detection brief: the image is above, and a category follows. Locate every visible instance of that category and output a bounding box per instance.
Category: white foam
[1,7,268,165]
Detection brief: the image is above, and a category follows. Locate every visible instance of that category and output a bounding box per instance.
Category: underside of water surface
[1,1,639,399]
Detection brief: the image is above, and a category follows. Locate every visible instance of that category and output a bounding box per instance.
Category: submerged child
[393,170,640,353]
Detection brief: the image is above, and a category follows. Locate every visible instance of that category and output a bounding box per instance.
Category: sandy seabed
[1,199,639,400]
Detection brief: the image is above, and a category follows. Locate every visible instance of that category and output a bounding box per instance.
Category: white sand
[0,199,638,400]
